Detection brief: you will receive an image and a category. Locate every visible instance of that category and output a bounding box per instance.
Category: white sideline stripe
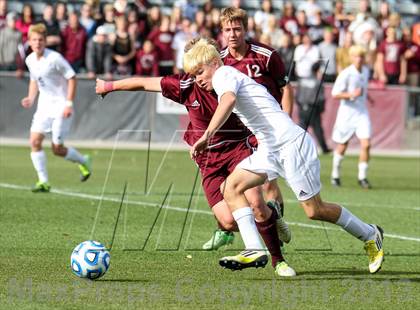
[1,182,419,243]
[0,183,212,216]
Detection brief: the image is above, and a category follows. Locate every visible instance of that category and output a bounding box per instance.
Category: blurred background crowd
[0,0,419,89]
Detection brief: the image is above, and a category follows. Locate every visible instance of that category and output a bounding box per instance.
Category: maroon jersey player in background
[217,7,294,237]
[95,64,294,277]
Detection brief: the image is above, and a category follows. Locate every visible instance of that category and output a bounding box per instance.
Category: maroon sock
[256,210,284,267]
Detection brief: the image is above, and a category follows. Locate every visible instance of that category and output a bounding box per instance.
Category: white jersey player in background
[21,24,91,192]
[185,38,384,274]
[331,45,372,189]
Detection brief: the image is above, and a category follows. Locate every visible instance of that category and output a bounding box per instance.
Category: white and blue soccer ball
[70,240,110,280]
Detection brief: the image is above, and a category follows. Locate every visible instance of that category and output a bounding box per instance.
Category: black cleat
[358,179,372,189]
[331,178,341,187]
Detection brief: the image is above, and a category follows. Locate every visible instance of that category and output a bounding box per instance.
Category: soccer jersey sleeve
[212,66,241,100]
[25,56,36,81]
[268,50,287,87]
[160,74,182,103]
[54,53,76,79]
[331,69,348,96]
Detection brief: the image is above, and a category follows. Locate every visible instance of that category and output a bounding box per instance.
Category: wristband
[65,100,73,107]
[104,81,114,93]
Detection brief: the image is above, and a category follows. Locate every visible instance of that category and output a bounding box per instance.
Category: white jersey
[331,64,369,113]
[331,64,371,143]
[26,48,75,115]
[212,65,304,150]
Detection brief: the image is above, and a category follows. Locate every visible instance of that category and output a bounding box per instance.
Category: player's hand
[190,135,209,159]
[95,78,107,95]
[63,106,73,118]
[352,88,363,98]
[21,97,33,108]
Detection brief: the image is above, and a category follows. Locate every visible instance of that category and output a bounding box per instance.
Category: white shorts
[332,111,371,144]
[30,111,72,145]
[237,134,321,201]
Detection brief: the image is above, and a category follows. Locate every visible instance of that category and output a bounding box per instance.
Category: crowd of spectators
[0,0,419,90]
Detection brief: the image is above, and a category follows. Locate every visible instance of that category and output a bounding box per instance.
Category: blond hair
[183,37,221,73]
[349,45,366,57]
[28,23,47,38]
[220,7,248,30]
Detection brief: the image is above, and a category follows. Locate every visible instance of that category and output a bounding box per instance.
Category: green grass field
[0,145,419,309]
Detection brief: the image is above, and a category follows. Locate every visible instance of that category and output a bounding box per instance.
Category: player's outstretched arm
[95,77,163,96]
[190,91,236,158]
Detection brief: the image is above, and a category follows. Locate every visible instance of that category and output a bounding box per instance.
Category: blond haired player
[185,38,384,274]
[21,24,91,192]
[331,45,372,189]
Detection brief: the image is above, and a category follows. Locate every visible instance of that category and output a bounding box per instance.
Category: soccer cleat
[364,225,384,274]
[78,155,92,182]
[202,229,234,250]
[275,261,297,277]
[358,179,372,189]
[219,250,268,270]
[267,201,291,243]
[331,178,341,187]
[31,181,51,193]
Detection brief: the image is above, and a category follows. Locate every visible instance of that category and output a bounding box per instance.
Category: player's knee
[360,140,370,149]
[51,144,65,156]
[30,139,42,150]
[223,181,244,201]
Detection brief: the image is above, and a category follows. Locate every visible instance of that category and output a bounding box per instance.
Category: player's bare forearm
[204,92,236,139]
[67,77,76,101]
[281,84,294,116]
[28,80,39,101]
[96,77,163,95]
[332,92,352,100]
[21,80,39,108]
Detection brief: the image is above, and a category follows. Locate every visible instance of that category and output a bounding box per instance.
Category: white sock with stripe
[336,206,375,242]
[31,150,48,183]
[232,207,264,251]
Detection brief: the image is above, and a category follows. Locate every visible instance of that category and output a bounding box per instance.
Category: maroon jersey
[378,40,406,75]
[160,74,251,146]
[147,28,175,62]
[221,41,287,105]
[135,50,159,76]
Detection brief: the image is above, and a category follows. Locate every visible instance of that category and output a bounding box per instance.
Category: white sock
[31,150,48,183]
[332,152,343,179]
[336,206,375,242]
[358,161,368,180]
[64,147,86,164]
[232,207,264,250]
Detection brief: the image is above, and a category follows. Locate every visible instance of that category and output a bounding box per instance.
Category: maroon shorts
[194,135,257,207]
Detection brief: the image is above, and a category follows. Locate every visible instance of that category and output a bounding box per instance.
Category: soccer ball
[70,240,110,280]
